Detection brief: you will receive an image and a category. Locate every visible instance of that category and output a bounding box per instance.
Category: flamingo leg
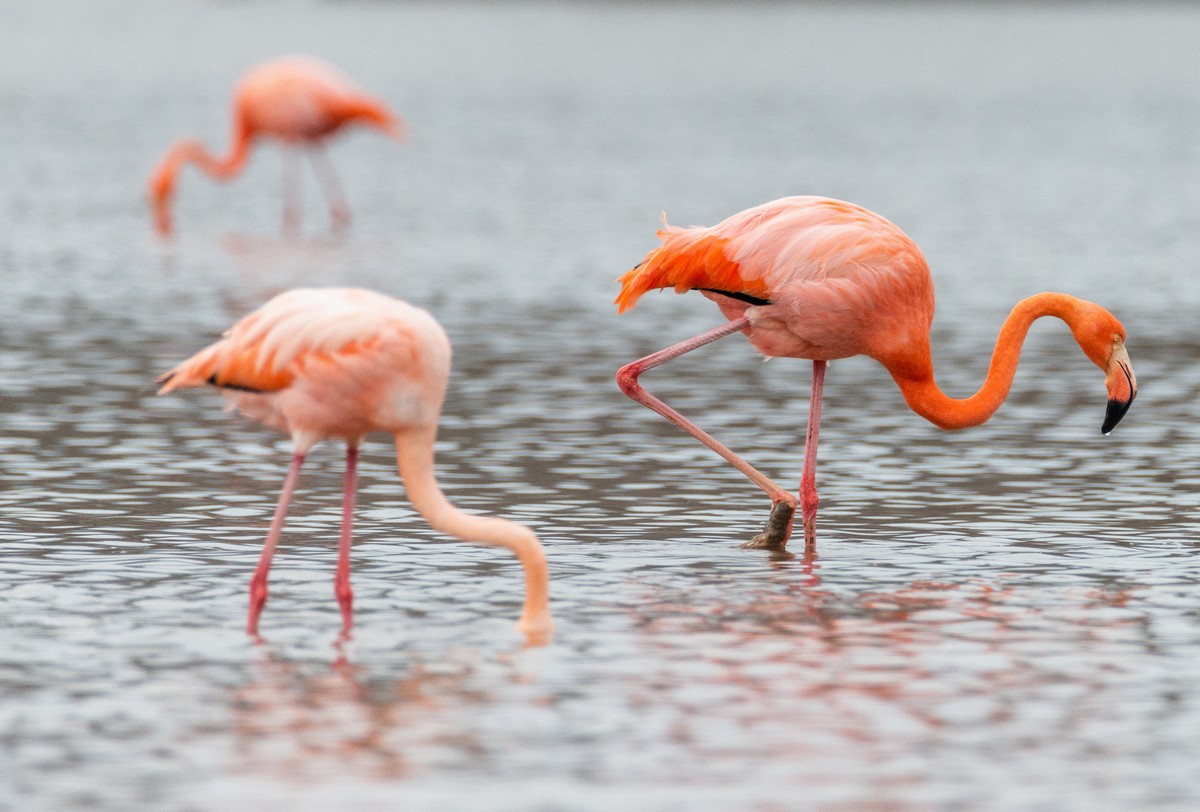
[335,445,358,637]
[282,145,302,237]
[799,360,827,549]
[616,316,797,549]
[247,452,305,637]
[307,146,351,231]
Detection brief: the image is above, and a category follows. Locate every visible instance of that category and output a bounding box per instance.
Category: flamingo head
[147,149,182,236]
[1101,337,1137,435]
[1069,303,1136,434]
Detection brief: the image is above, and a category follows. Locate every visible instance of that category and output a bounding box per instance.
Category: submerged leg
[616,317,796,549]
[281,146,303,237]
[800,361,827,548]
[248,453,306,637]
[335,445,358,637]
[308,146,350,231]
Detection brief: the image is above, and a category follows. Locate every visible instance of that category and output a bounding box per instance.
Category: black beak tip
[1102,398,1133,435]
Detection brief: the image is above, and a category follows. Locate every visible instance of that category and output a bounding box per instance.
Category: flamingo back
[234,57,391,141]
[158,288,451,446]
[618,197,924,308]
[616,197,935,363]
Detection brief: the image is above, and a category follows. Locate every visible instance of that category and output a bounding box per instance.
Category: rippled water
[2,2,1199,809]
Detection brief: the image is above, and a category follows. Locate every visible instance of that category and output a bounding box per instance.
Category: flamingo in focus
[157,288,552,642]
[148,57,405,236]
[615,196,1137,550]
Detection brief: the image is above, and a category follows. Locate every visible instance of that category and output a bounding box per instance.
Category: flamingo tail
[614,224,763,313]
[157,340,292,394]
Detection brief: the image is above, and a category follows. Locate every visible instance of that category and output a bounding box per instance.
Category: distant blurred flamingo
[616,196,1137,550]
[148,57,404,236]
[158,288,552,642]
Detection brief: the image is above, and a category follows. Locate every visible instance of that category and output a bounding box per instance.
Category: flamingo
[615,196,1137,550]
[148,56,404,236]
[157,288,552,641]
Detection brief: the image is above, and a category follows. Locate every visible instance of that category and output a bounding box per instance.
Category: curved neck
[149,121,252,234]
[171,121,252,179]
[891,293,1083,430]
[394,429,551,640]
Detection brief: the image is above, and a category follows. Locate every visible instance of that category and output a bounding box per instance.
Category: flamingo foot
[741,499,795,550]
[335,583,354,637]
[247,578,268,636]
[800,488,819,549]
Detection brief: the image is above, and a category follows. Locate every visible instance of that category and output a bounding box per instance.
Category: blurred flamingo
[615,196,1137,550]
[158,288,552,642]
[148,56,404,236]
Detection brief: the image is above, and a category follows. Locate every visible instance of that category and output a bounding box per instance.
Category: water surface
[1,2,1199,810]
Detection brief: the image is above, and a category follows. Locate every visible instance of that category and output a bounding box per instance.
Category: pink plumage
[160,289,448,452]
[160,289,552,642]
[616,196,1136,550]
[617,196,933,364]
[147,56,405,236]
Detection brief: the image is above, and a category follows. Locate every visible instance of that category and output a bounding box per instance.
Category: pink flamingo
[615,196,1137,550]
[148,56,404,236]
[158,288,552,641]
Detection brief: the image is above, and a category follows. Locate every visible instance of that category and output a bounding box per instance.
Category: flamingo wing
[615,196,926,313]
[157,289,399,395]
[236,57,402,140]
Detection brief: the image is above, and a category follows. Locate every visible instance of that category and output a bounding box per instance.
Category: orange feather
[616,226,770,313]
[147,56,403,236]
[614,195,1139,550]
[157,341,294,394]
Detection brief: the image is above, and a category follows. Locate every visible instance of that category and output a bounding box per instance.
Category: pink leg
[308,146,351,231]
[800,361,827,548]
[617,317,797,549]
[282,146,302,237]
[248,453,305,637]
[335,446,358,637]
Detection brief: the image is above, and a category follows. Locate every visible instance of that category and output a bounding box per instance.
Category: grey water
[1,1,1199,809]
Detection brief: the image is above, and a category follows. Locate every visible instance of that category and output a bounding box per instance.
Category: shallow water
[2,2,1199,809]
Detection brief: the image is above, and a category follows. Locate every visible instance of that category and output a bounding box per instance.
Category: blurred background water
[1,1,1198,809]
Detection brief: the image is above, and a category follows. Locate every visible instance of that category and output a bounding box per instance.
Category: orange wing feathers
[156,339,296,394]
[615,225,768,313]
[156,289,403,396]
[615,197,933,315]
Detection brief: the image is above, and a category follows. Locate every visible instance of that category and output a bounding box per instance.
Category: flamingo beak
[1101,343,1136,435]
[148,167,175,236]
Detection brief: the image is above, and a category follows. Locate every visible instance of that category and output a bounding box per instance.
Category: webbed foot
[741,500,795,550]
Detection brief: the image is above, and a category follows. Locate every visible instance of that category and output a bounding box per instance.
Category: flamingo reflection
[626,565,1146,755]
[231,644,494,781]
